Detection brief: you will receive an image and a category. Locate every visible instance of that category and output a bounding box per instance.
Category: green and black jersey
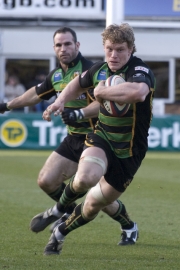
[79,55,155,158]
[36,52,96,136]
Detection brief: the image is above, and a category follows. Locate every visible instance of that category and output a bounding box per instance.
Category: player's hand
[94,80,106,105]
[42,106,53,121]
[42,101,65,121]
[61,108,84,125]
[0,103,11,114]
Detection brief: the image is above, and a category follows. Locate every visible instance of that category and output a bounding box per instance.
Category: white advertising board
[0,0,105,18]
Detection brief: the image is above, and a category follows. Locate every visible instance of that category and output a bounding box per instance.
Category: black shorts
[55,134,86,163]
[84,133,146,193]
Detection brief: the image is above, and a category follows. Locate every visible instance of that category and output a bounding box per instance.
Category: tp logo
[0,119,27,147]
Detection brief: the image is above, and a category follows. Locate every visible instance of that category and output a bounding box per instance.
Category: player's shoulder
[47,67,61,78]
[80,55,94,71]
[129,56,154,75]
[88,60,105,73]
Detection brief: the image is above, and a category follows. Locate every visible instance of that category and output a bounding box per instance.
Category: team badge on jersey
[135,66,149,73]
[73,71,80,78]
[54,72,62,82]
[97,70,107,80]
[118,73,125,80]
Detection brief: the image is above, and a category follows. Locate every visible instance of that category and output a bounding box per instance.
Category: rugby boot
[30,206,63,233]
[44,226,65,255]
[49,213,69,233]
[118,222,139,245]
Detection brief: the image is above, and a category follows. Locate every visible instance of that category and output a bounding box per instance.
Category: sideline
[0,150,51,157]
[1,150,180,159]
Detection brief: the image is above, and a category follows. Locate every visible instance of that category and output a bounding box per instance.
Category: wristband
[0,103,11,111]
[74,109,84,120]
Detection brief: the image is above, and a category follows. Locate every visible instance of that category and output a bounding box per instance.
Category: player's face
[53,32,80,65]
[104,40,132,72]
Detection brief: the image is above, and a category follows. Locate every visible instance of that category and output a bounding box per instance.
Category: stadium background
[1,2,180,269]
[0,0,180,151]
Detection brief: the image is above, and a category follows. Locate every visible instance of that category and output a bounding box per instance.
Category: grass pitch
[0,150,180,270]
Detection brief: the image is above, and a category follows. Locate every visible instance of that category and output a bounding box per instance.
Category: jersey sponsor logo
[97,70,107,80]
[0,119,27,147]
[77,93,86,100]
[81,70,88,78]
[54,72,62,82]
[133,73,145,77]
[135,66,149,73]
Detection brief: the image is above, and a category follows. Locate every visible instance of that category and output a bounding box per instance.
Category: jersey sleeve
[79,61,104,88]
[126,59,155,89]
[35,69,57,100]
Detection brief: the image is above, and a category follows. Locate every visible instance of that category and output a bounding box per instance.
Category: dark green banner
[0,112,67,149]
[0,113,180,151]
[148,115,180,151]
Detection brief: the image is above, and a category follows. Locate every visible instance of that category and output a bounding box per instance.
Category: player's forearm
[95,82,149,104]
[7,87,42,109]
[82,101,100,118]
[54,76,85,106]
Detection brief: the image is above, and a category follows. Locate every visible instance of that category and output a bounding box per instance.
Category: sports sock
[48,183,66,202]
[110,200,134,229]
[51,204,63,217]
[58,203,93,236]
[56,175,87,213]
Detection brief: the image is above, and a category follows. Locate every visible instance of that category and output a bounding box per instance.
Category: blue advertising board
[125,0,180,17]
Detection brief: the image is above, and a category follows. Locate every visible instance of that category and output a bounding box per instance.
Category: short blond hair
[101,23,136,54]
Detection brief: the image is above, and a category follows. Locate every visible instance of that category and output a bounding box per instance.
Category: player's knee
[37,170,50,190]
[89,183,108,206]
[83,192,104,218]
[75,170,100,190]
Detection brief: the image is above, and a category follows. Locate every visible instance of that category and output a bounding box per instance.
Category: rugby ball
[103,75,130,117]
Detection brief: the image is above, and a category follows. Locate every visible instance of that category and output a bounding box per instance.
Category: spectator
[4,75,25,111]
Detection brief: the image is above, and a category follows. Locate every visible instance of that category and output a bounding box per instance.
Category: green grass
[0,150,180,270]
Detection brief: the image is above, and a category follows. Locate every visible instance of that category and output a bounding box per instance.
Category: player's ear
[76,41,80,50]
[128,46,133,56]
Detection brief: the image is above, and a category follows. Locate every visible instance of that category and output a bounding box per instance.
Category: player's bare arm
[42,76,87,121]
[94,81,150,105]
[0,87,42,114]
[82,100,100,118]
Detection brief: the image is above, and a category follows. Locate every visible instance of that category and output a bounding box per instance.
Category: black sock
[57,176,87,213]
[58,203,93,236]
[48,183,66,202]
[110,200,134,229]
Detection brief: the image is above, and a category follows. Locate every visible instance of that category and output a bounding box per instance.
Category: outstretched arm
[42,76,87,121]
[0,87,42,113]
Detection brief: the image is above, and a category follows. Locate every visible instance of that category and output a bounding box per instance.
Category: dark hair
[53,27,77,43]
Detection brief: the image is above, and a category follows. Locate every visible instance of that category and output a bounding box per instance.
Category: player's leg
[30,152,78,232]
[37,151,77,200]
[52,146,108,216]
[44,175,120,255]
[30,135,84,233]
[100,152,144,245]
